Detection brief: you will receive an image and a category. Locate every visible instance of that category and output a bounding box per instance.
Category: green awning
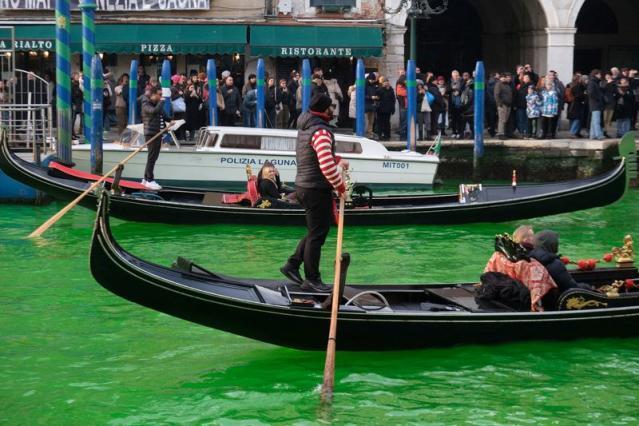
[250,25,383,58]
[12,24,247,54]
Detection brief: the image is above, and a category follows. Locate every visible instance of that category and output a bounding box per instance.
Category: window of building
[261,136,296,151]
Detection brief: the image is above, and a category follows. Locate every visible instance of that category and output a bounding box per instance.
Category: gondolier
[280,94,349,292]
[141,87,167,190]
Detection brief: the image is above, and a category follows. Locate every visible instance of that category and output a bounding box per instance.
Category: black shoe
[280,264,303,284]
[300,279,332,293]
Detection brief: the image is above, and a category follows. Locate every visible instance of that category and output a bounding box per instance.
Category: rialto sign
[0,39,54,51]
[279,47,353,57]
[0,0,209,10]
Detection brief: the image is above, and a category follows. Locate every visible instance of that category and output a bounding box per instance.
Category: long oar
[28,120,184,238]
[320,191,346,405]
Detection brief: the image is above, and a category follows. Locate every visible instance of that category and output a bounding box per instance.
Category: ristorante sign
[279,47,353,57]
[0,39,54,50]
[0,0,209,10]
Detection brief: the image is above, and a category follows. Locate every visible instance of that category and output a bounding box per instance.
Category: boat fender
[130,192,165,201]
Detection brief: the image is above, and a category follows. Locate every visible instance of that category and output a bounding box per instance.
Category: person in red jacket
[280,94,349,292]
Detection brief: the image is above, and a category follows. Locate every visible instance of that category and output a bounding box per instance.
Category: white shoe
[141,179,147,186]
[143,180,162,190]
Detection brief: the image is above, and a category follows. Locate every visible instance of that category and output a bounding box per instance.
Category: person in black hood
[529,230,590,292]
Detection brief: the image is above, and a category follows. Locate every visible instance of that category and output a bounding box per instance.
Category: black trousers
[144,137,161,181]
[377,112,391,139]
[287,187,333,282]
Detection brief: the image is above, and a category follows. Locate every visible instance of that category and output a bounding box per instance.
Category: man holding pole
[280,94,349,292]
[141,87,167,190]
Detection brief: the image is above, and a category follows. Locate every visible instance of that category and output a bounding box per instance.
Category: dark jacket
[141,95,164,137]
[221,84,241,113]
[461,83,474,116]
[375,86,396,114]
[567,83,586,120]
[364,80,378,113]
[494,81,513,107]
[528,230,580,292]
[427,84,446,113]
[515,84,529,109]
[614,89,635,119]
[295,112,335,190]
[587,76,604,112]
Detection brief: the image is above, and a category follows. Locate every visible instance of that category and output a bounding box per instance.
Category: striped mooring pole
[355,58,365,137]
[406,59,417,151]
[90,55,103,175]
[206,59,218,126]
[302,59,311,113]
[79,0,96,146]
[128,59,138,125]
[55,0,72,163]
[256,58,265,128]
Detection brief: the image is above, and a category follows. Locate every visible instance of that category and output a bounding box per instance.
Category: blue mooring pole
[160,60,172,143]
[256,58,265,128]
[128,59,138,125]
[355,59,365,137]
[302,59,311,113]
[474,61,485,158]
[406,59,417,151]
[206,59,218,126]
[90,55,103,174]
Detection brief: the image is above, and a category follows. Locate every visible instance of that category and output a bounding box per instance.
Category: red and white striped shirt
[311,128,345,193]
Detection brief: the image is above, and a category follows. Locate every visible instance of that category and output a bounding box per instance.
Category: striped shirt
[311,129,345,193]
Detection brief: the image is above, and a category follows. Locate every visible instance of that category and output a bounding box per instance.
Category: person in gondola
[255,162,296,209]
[529,230,592,295]
[483,225,557,311]
[280,94,349,292]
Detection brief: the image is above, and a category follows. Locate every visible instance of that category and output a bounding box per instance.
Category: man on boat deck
[280,94,349,292]
[141,87,166,191]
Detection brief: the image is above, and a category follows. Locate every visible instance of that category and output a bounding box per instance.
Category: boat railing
[0,103,53,158]
[195,128,217,150]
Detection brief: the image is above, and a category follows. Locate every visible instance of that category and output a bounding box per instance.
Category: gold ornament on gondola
[610,235,634,268]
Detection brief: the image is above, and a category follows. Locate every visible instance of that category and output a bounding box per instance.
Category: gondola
[0,138,628,226]
[91,192,639,351]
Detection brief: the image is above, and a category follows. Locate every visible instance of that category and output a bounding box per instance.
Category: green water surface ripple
[1,191,639,424]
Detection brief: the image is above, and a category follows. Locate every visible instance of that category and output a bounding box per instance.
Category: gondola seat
[48,161,147,190]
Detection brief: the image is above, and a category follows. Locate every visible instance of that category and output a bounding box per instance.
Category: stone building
[1,0,637,125]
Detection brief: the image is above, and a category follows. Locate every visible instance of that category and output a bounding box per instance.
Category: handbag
[421,94,432,112]
[171,96,186,113]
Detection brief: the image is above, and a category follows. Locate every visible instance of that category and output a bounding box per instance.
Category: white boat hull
[72,145,437,190]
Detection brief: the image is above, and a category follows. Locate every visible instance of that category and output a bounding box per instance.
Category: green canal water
[1,191,639,424]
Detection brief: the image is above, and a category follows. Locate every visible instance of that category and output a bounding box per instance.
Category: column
[545,27,577,81]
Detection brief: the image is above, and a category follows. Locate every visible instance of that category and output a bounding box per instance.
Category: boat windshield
[336,141,362,154]
[196,131,219,149]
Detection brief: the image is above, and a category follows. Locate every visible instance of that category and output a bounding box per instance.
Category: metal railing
[0,104,54,155]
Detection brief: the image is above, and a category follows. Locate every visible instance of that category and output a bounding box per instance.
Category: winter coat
[141,95,164,137]
[364,81,378,113]
[529,230,581,293]
[614,89,635,119]
[221,84,241,114]
[566,83,586,120]
[375,86,396,114]
[494,81,513,107]
[460,83,474,116]
[540,89,559,117]
[347,85,356,119]
[526,92,542,118]
[587,76,604,112]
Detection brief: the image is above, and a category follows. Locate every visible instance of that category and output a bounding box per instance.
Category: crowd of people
[6,62,638,144]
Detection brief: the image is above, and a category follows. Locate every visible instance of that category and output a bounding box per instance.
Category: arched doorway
[574,0,639,73]
[403,0,550,76]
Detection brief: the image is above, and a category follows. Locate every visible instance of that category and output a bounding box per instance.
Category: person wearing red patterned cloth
[484,225,558,311]
[280,94,349,292]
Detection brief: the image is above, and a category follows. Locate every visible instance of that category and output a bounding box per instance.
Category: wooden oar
[27,120,184,238]
[320,191,346,405]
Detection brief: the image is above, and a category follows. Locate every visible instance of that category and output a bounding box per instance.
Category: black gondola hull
[90,194,639,351]
[0,138,628,226]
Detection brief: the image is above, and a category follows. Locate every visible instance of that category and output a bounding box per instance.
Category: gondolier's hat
[310,93,333,112]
